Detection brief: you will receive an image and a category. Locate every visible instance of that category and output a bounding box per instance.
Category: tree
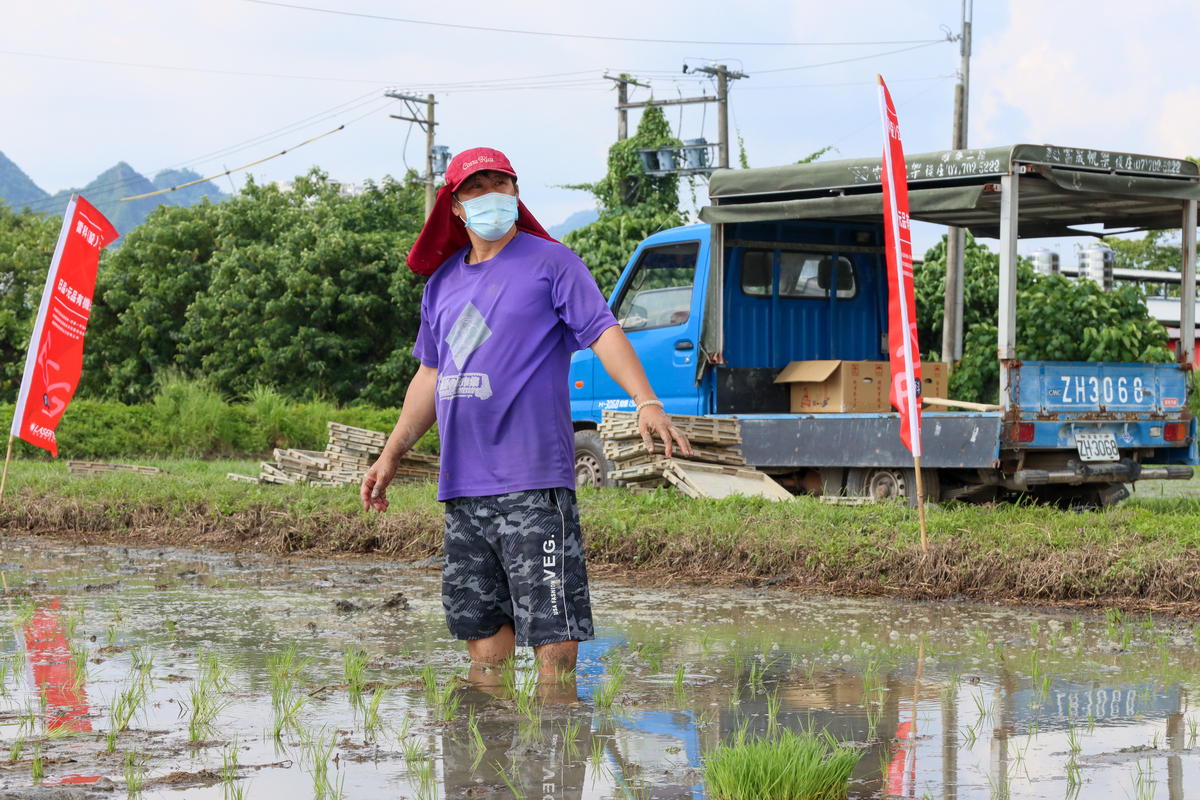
[563,105,686,296]
[915,233,1173,403]
[0,204,60,401]
[83,168,429,406]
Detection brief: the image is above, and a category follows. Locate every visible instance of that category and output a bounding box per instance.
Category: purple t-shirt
[413,232,618,501]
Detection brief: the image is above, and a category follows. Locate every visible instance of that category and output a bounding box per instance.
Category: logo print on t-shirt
[445,302,492,370]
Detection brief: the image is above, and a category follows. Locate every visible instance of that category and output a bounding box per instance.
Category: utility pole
[604,74,647,142]
[943,0,972,366]
[691,64,748,169]
[385,89,439,219]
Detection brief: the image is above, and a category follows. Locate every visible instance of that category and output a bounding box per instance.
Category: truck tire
[574,430,616,489]
[846,466,940,508]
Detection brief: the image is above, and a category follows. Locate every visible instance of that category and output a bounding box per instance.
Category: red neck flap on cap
[406,147,557,276]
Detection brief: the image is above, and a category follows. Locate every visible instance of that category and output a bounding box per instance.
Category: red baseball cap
[445,147,517,193]
[406,146,557,276]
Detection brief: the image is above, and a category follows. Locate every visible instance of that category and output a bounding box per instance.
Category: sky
[3,0,1199,259]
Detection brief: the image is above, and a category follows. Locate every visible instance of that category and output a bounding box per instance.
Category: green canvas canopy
[694,144,1199,386]
[700,144,1200,238]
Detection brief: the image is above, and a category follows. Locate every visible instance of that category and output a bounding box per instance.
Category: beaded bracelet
[635,399,664,414]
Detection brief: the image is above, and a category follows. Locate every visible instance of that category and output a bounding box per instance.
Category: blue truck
[570,144,1198,505]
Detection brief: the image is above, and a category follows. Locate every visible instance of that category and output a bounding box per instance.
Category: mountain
[0,150,49,208]
[547,208,600,239]
[12,161,228,239]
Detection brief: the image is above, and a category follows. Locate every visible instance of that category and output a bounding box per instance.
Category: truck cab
[572,144,1198,505]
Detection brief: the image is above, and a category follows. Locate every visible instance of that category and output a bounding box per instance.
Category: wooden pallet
[663,461,793,501]
[66,461,163,477]
[604,440,745,466]
[609,458,744,483]
[598,410,741,446]
[226,473,262,484]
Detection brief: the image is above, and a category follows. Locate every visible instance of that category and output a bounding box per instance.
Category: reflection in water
[0,538,1198,799]
[21,597,92,734]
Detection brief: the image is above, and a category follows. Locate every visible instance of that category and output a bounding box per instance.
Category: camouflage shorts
[443,488,594,647]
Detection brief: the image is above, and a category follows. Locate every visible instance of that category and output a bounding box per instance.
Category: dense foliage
[916,233,1173,403]
[563,104,686,297]
[0,374,435,460]
[81,169,428,406]
[0,204,60,400]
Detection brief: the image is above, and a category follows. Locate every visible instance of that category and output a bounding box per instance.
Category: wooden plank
[66,461,163,476]
[667,462,793,502]
[226,473,262,484]
[598,410,741,444]
[604,440,744,466]
[922,396,1001,412]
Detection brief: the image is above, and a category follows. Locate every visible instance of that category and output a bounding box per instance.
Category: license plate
[1075,432,1120,462]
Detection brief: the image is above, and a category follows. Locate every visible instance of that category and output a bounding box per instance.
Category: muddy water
[1,538,1198,799]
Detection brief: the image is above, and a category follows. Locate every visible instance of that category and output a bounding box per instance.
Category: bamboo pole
[0,434,12,512]
[913,455,928,552]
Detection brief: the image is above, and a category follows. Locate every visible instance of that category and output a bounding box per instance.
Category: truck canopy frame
[698,144,1199,403]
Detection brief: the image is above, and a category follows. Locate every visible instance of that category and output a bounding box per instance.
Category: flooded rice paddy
[1,537,1199,799]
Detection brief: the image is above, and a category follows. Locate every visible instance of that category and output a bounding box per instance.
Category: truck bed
[711,412,1003,469]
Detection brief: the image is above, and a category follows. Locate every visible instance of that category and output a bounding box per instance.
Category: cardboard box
[773,360,889,413]
[882,361,950,412]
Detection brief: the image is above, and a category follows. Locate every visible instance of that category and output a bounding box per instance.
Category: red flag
[10,196,118,456]
[877,76,923,458]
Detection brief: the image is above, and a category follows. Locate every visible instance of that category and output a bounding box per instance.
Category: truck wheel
[847,467,940,507]
[574,430,615,489]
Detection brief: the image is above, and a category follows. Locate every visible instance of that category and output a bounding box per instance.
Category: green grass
[702,728,863,800]
[7,456,1200,602]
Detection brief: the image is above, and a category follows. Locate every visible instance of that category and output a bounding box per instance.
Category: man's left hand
[639,406,693,459]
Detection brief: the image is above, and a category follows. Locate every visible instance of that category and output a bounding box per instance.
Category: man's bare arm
[590,325,692,458]
[361,365,438,512]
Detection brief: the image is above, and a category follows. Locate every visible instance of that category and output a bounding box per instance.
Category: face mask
[458,192,518,241]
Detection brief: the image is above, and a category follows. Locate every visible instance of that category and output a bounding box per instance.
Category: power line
[243,0,946,47]
[0,47,390,84]
[755,41,949,74]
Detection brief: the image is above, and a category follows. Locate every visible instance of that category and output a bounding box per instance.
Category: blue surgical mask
[458,192,518,241]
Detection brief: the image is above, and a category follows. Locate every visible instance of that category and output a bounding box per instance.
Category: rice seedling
[13,600,35,629]
[31,744,44,781]
[421,663,439,704]
[702,728,862,800]
[672,664,687,703]
[343,646,369,699]
[363,685,387,737]
[106,622,119,647]
[188,649,234,741]
[700,633,715,659]
[1029,620,1040,641]
[402,736,426,763]
[69,642,89,686]
[122,749,149,794]
[765,689,782,731]
[221,736,240,783]
[593,664,626,712]
[1187,716,1198,745]
[960,725,978,747]
[9,736,23,763]
[562,715,582,761]
[510,666,540,722]
[589,736,611,785]
[1066,721,1081,753]
[985,768,1011,800]
[1151,728,1161,749]
[307,726,337,797]
[467,707,486,753]
[1129,757,1156,800]
[112,680,146,732]
[394,712,414,742]
[1121,626,1133,651]
[494,761,527,800]
[435,676,463,722]
[105,726,118,753]
[272,691,308,739]
[0,659,9,694]
[1141,614,1155,630]
[1087,711,1097,733]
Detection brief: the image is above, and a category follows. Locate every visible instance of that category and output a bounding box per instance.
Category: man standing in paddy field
[361,147,691,677]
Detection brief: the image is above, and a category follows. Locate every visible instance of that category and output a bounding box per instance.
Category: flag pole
[0,434,12,512]
[913,454,927,552]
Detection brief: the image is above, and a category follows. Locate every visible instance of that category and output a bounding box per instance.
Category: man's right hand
[361,457,397,512]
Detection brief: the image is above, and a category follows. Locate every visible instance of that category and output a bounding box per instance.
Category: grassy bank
[0,375,435,461]
[4,459,1200,611]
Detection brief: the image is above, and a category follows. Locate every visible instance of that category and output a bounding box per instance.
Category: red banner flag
[10,196,118,456]
[877,76,922,458]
